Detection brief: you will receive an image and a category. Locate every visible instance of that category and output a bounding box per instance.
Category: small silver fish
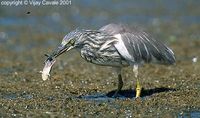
[40,59,56,81]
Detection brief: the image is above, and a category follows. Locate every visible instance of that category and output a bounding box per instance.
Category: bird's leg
[133,65,141,98]
[113,68,123,97]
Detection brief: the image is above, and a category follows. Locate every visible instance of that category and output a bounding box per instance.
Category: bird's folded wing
[114,32,175,64]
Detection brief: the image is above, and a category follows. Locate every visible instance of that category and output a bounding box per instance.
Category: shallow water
[0,0,200,117]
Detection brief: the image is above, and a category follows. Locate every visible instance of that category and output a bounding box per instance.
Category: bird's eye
[69,40,75,46]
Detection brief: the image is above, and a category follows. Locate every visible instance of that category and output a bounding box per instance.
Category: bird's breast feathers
[80,42,128,66]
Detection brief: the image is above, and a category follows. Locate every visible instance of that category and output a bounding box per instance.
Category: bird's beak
[45,44,73,61]
[54,44,73,58]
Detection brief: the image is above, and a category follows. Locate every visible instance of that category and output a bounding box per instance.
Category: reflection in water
[178,111,200,118]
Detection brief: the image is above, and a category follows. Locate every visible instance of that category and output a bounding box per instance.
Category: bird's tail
[149,42,176,65]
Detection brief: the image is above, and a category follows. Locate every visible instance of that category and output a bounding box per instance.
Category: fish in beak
[41,30,77,81]
[40,44,73,81]
[40,59,56,81]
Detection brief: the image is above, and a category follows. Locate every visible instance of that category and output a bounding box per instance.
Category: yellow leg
[133,65,142,98]
[136,79,142,98]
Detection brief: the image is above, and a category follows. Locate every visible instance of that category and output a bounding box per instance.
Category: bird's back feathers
[99,23,175,65]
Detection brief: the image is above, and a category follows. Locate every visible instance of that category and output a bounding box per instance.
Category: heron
[46,23,175,98]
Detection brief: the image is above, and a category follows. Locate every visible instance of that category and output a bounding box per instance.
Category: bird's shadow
[78,87,176,100]
[106,87,176,98]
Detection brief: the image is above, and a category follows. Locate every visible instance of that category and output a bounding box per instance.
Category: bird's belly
[80,50,128,67]
[89,56,128,67]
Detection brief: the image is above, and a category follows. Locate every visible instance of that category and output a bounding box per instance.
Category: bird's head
[47,29,83,60]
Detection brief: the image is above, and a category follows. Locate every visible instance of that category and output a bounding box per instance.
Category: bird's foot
[112,90,122,98]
